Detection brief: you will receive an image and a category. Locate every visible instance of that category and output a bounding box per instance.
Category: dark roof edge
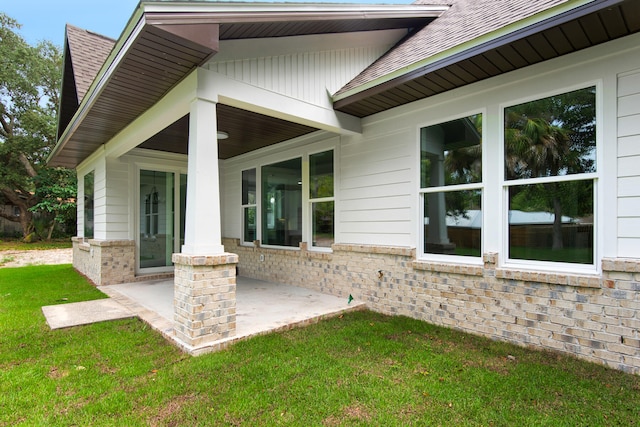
[333,0,624,109]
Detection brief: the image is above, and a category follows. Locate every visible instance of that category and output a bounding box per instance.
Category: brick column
[172,253,238,351]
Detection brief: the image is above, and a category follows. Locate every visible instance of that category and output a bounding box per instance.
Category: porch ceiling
[50,4,444,168]
[139,105,317,159]
[333,0,640,117]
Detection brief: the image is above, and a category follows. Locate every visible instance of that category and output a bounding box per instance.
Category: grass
[0,238,72,251]
[1,265,639,426]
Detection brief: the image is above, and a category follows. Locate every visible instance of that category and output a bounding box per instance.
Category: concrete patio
[95,277,365,355]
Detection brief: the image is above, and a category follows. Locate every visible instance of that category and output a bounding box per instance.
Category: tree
[0,13,68,239]
[30,168,77,240]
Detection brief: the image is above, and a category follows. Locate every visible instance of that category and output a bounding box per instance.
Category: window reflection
[310,150,334,249]
[420,114,483,257]
[504,87,596,264]
[262,158,302,247]
[508,181,593,264]
[83,171,94,239]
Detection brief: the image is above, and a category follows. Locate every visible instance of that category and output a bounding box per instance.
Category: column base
[172,252,238,348]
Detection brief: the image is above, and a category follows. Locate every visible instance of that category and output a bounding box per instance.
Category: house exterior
[0,202,22,237]
[51,0,640,372]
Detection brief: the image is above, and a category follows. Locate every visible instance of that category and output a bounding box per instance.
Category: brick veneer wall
[72,237,135,285]
[173,253,238,352]
[224,238,640,374]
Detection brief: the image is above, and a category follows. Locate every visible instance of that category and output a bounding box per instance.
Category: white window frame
[241,167,258,246]
[134,162,188,275]
[308,148,336,252]
[499,81,602,274]
[417,110,485,265]
[238,138,338,252]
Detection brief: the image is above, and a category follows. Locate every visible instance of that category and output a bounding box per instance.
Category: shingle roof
[65,24,115,103]
[335,0,569,96]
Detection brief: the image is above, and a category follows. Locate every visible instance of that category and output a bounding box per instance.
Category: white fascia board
[333,0,596,102]
[140,1,448,18]
[198,68,362,135]
[104,72,197,160]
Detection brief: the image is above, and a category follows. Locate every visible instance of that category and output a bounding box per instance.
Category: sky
[3,0,140,46]
[3,0,413,48]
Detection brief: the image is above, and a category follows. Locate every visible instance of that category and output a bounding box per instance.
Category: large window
[503,86,596,265]
[309,150,334,249]
[242,168,257,244]
[420,114,483,257]
[83,171,94,239]
[262,158,302,247]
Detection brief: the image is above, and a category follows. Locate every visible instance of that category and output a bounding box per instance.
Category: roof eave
[333,0,623,108]
[49,2,450,168]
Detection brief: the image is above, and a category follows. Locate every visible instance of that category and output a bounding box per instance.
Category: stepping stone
[42,299,134,329]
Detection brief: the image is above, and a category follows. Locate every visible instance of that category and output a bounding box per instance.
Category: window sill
[412,259,484,276]
[495,267,601,288]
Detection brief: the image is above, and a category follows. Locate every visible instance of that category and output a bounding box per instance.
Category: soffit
[139,105,317,159]
[334,0,640,117]
[50,4,444,168]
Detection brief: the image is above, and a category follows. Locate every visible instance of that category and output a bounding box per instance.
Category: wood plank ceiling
[334,0,640,117]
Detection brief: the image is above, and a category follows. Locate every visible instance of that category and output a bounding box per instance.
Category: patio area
[98,277,365,354]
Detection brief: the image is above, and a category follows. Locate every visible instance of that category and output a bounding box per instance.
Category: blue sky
[4,0,412,47]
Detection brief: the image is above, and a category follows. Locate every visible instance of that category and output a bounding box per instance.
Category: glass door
[138,170,187,272]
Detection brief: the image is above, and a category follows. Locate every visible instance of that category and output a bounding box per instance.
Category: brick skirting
[224,238,640,374]
[72,237,135,286]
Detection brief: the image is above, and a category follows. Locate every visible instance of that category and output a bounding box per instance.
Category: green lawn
[0,238,72,251]
[1,265,638,426]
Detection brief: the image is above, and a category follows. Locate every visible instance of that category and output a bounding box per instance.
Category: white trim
[133,163,188,275]
[416,109,485,262]
[240,167,258,247]
[499,82,601,271]
[502,173,599,187]
[308,148,336,252]
[198,68,362,135]
[141,2,448,17]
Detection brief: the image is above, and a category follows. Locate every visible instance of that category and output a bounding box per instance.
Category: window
[262,158,302,247]
[309,150,334,248]
[504,86,596,265]
[242,168,257,244]
[420,114,483,257]
[83,171,94,239]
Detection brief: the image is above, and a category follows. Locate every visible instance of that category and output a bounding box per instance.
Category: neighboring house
[50,0,640,372]
[0,202,22,237]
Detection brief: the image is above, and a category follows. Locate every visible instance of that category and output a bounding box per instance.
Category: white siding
[339,130,414,246]
[617,69,640,257]
[207,33,400,108]
[104,157,130,239]
[82,156,106,240]
[219,33,640,260]
[220,160,242,242]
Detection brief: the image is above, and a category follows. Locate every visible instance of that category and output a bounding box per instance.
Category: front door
[138,170,187,272]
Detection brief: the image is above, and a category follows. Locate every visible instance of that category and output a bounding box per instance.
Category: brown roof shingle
[65,24,115,103]
[335,0,570,96]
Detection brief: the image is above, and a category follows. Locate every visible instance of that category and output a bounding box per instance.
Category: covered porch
[99,276,364,355]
